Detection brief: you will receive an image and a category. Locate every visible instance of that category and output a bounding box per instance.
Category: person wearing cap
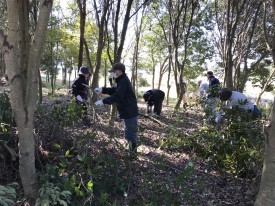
[71,66,91,125]
[206,71,220,97]
[215,88,261,123]
[204,71,220,120]
[94,62,139,153]
[72,66,91,103]
[143,89,165,116]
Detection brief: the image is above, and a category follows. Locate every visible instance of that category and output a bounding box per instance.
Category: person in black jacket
[71,66,91,124]
[204,71,220,120]
[94,63,138,152]
[206,71,220,98]
[143,89,165,116]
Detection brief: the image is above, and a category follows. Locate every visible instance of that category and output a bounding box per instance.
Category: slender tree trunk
[255,1,275,204]
[38,67,42,104]
[255,97,275,206]
[0,0,52,196]
[77,0,86,71]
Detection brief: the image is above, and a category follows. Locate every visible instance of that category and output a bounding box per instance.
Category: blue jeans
[124,116,138,144]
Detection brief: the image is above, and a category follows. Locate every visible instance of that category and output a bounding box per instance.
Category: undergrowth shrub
[35,181,71,206]
[0,92,13,125]
[36,101,84,128]
[37,132,129,205]
[160,106,264,178]
[0,92,14,142]
[189,107,264,178]
[0,92,15,164]
[0,182,18,206]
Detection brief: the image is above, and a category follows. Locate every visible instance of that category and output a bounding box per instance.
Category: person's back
[198,80,209,97]
[143,89,165,115]
[151,89,165,102]
[229,91,254,111]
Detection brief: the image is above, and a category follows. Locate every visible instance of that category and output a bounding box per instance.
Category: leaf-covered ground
[1,88,260,205]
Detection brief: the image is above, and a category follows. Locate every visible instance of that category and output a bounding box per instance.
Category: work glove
[76,95,83,102]
[94,87,103,94]
[109,72,116,79]
[94,100,104,106]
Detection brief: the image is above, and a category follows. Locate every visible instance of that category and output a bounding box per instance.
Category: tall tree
[214,0,266,90]
[166,0,201,110]
[77,0,86,71]
[255,0,275,204]
[105,0,149,124]
[91,0,111,101]
[0,0,52,196]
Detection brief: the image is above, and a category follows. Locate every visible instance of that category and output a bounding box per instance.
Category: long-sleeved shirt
[102,73,138,119]
[228,91,254,111]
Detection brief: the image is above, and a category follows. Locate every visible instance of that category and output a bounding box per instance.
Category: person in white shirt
[198,79,209,97]
[219,88,254,110]
[215,88,261,123]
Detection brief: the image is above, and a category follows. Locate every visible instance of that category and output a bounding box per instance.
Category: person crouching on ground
[71,66,91,125]
[143,89,165,116]
[94,62,139,153]
[215,88,261,123]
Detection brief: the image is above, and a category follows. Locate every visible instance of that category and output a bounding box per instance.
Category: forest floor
[1,87,260,205]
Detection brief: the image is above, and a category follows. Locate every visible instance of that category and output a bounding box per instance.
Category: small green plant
[50,102,84,127]
[36,181,72,206]
[0,92,14,125]
[0,182,18,206]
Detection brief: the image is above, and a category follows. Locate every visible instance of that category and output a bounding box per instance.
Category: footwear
[129,142,137,152]
[127,142,137,160]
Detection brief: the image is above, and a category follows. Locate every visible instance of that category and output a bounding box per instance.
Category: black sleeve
[72,79,81,96]
[102,79,128,105]
[102,87,116,96]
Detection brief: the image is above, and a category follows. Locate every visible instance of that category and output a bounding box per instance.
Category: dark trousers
[154,100,163,115]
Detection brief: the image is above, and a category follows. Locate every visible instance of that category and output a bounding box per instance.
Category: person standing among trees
[143,89,165,116]
[205,71,220,120]
[197,79,209,98]
[71,66,91,125]
[94,63,139,153]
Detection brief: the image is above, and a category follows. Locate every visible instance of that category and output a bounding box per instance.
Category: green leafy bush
[0,182,18,206]
[189,108,264,178]
[35,181,71,206]
[0,92,13,125]
[36,101,84,128]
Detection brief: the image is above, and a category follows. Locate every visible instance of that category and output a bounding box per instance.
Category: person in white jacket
[215,88,261,123]
[198,79,209,97]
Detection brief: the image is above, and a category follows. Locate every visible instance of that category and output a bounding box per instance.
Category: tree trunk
[255,97,275,206]
[0,0,52,196]
[255,0,275,204]
[77,0,86,71]
[38,68,42,104]
[91,0,110,102]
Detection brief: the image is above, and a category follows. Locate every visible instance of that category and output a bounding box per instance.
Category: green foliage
[249,61,275,92]
[36,101,84,128]
[51,102,84,127]
[0,93,13,143]
[138,77,150,87]
[0,182,18,206]
[35,181,72,206]
[189,108,264,178]
[0,93,13,125]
